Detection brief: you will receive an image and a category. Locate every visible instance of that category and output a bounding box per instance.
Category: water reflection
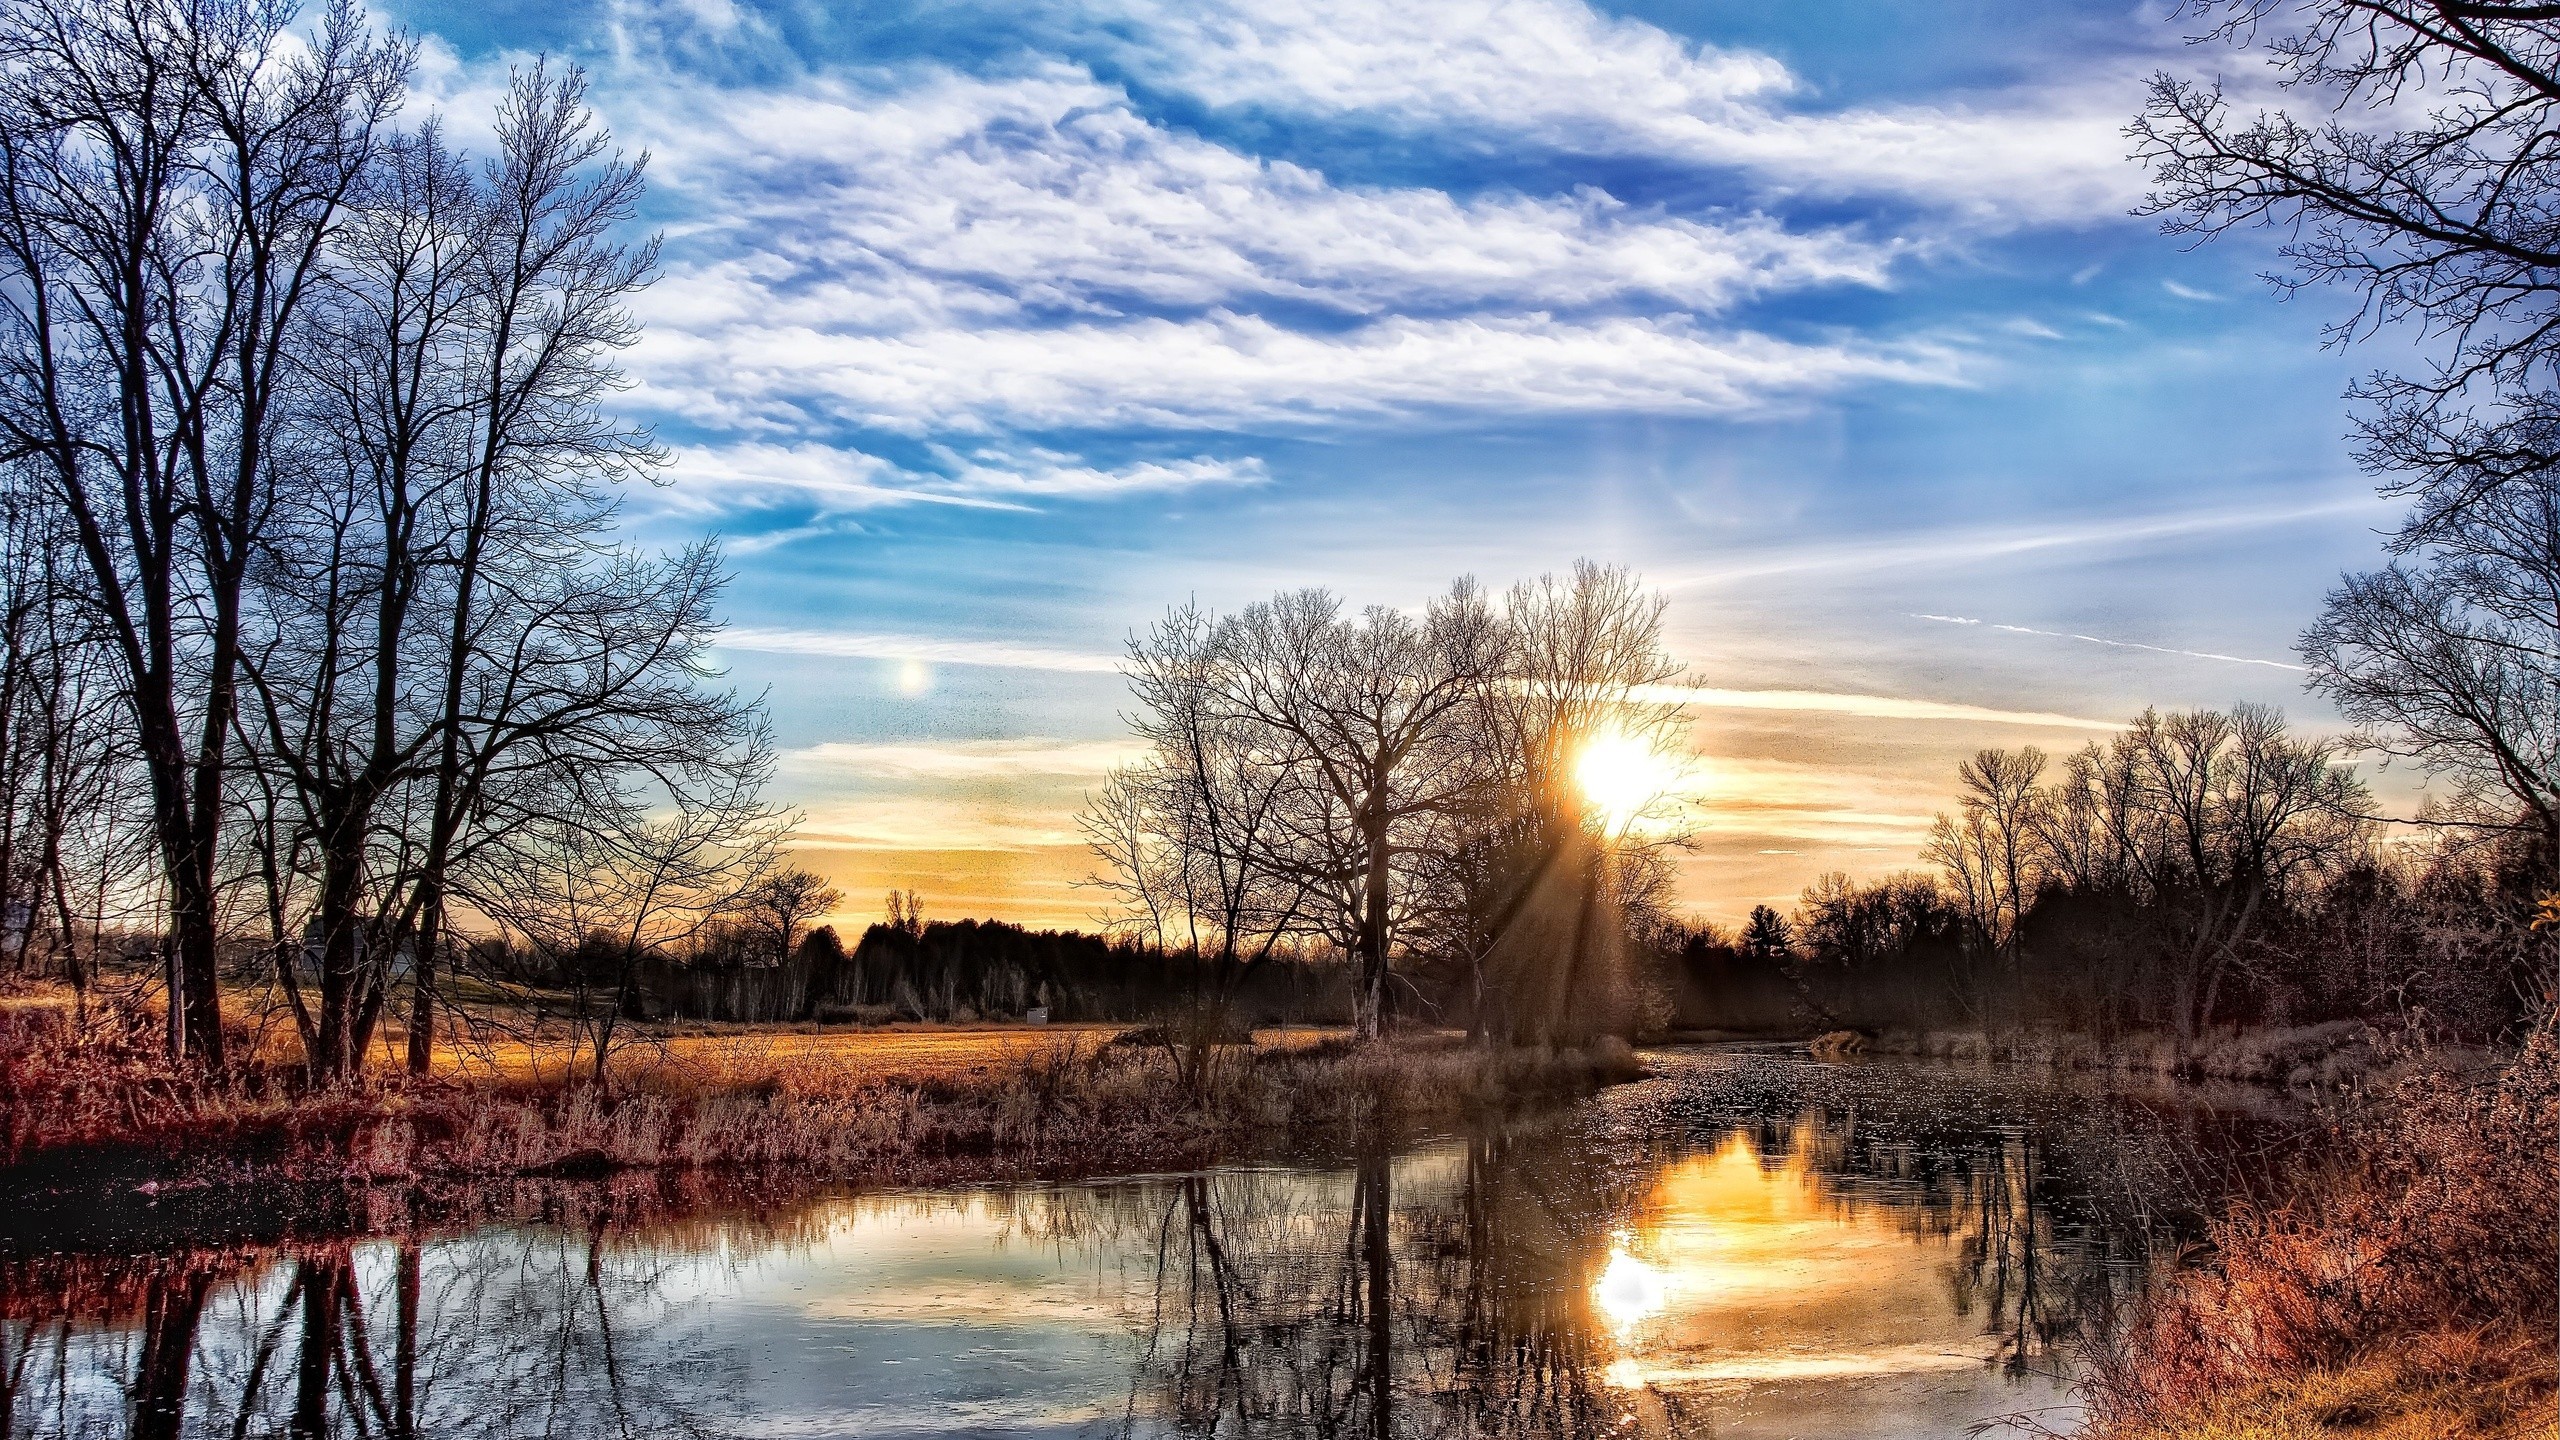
[0,1051,2299,1439]
[0,1224,759,1438]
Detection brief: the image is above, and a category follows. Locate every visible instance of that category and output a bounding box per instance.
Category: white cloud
[633,66,1897,325]
[634,307,1959,436]
[1082,0,2152,226]
[1908,613,2307,672]
[791,801,1087,853]
[658,440,1264,517]
[1645,685,2121,732]
[574,61,1943,438]
[1666,493,2392,589]
[932,449,1269,500]
[420,0,2168,472]
[1674,752,1947,848]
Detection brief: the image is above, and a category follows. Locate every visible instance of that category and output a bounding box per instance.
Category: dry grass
[0,986,1641,1187]
[425,1022,1141,1087]
[2094,1330,2556,1440]
[2087,1028,2560,1440]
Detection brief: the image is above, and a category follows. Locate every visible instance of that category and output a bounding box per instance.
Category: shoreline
[1792,1019,2491,1090]
[0,1018,1647,1205]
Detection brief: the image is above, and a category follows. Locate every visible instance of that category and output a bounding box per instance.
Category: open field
[419,1021,1360,1086]
[430,1022,1132,1086]
[1,978,1352,1087]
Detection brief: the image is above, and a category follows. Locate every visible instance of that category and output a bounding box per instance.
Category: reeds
[0,991,1646,1186]
[2086,1027,2560,1439]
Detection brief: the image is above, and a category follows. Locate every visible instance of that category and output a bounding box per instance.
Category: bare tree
[1087,600,1318,1072]
[1200,583,1508,1039]
[741,865,841,965]
[212,62,674,1081]
[1438,562,1688,1044]
[2141,708,2369,1034]
[0,0,407,1061]
[1926,747,2048,971]
[2136,3,2560,501]
[1093,565,1689,1047]
[388,64,662,1075]
[884,887,924,940]
[2304,469,2560,861]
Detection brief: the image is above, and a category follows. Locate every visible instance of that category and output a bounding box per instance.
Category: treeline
[1669,705,2549,1041]
[0,1,784,1081]
[497,912,1357,1028]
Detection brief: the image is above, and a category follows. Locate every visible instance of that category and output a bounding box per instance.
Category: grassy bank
[1811,1021,2481,1090]
[0,989,1644,1190]
[2085,1028,2558,1440]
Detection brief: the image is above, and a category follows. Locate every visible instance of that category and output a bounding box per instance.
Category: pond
[0,1047,2312,1439]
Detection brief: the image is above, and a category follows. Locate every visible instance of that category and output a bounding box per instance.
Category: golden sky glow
[776,696,2162,935]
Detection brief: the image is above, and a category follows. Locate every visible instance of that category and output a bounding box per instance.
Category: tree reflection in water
[1109,1058,2288,1438]
[0,1055,2299,1439]
[0,1221,746,1439]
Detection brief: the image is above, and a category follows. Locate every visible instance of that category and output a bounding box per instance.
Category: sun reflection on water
[1589,1126,2053,1422]
[1591,1235,1671,1332]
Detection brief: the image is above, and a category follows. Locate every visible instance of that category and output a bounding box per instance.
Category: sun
[1573,727,1681,833]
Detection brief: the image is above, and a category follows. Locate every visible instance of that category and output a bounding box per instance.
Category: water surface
[0,1048,2308,1438]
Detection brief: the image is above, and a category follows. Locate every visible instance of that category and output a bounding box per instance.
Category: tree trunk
[313,825,370,1082]
[1357,1126,1393,1432]
[289,1255,343,1440]
[1358,811,1392,1041]
[405,896,444,1075]
[393,1241,420,1440]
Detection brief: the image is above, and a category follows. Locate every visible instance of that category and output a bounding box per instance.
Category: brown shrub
[1807,1029,1871,1058]
[2089,1027,2560,1436]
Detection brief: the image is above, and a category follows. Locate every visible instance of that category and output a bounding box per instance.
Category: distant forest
[559,914,1353,1029]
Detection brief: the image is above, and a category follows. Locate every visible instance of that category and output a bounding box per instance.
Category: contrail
[1667,493,2388,590]
[1909,614,2307,672]
[1634,684,2122,731]
[719,627,1122,673]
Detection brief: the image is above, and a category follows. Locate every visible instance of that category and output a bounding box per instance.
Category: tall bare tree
[1088,600,1318,1069]
[0,0,406,1061]
[1435,562,1688,1044]
[1203,583,1507,1039]
[2137,3,2560,501]
[1092,565,1689,1046]
[231,62,669,1080]
[1926,747,2048,969]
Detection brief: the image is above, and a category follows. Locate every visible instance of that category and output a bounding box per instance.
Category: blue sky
[384,0,2405,927]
